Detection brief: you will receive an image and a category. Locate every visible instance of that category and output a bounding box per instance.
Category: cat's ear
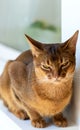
[63,30,79,54]
[25,34,43,57]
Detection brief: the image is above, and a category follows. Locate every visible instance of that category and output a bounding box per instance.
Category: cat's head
[25,31,79,83]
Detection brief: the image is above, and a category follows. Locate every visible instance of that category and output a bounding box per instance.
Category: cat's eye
[63,61,69,66]
[61,61,70,69]
[41,64,51,71]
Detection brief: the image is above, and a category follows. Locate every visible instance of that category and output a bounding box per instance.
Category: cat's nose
[53,72,59,79]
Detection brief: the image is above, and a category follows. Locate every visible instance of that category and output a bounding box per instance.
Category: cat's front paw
[15,110,29,120]
[31,118,47,128]
[53,113,68,127]
[9,109,29,120]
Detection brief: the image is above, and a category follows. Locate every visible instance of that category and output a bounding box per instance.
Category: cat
[0,31,79,128]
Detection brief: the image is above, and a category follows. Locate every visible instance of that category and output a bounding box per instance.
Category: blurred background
[0,0,61,51]
[0,0,80,129]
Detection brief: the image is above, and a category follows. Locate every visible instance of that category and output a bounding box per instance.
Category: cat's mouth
[45,76,61,83]
[47,75,61,82]
[53,78,60,82]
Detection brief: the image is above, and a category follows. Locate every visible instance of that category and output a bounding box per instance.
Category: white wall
[62,0,80,125]
[0,0,61,51]
[0,0,32,51]
[33,0,61,27]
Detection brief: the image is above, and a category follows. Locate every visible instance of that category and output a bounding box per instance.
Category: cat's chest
[30,91,72,116]
[28,81,72,116]
[34,80,72,101]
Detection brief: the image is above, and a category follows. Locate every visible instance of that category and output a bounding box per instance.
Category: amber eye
[41,64,51,71]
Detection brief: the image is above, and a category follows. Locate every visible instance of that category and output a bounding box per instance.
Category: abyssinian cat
[0,31,79,128]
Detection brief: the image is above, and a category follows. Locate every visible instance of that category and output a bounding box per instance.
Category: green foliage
[30,21,57,32]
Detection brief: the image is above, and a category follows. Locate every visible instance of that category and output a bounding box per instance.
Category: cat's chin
[53,79,61,82]
[47,76,61,82]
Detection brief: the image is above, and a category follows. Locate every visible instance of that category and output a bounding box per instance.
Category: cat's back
[16,50,33,65]
[0,49,33,92]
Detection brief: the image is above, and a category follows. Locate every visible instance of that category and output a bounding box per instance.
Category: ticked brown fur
[0,31,79,128]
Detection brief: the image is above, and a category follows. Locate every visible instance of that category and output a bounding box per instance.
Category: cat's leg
[0,61,29,120]
[26,106,47,128]
[1,88,29,120]
[53,113,68,127]
[9,88,29,120]
[7,61,30,119]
